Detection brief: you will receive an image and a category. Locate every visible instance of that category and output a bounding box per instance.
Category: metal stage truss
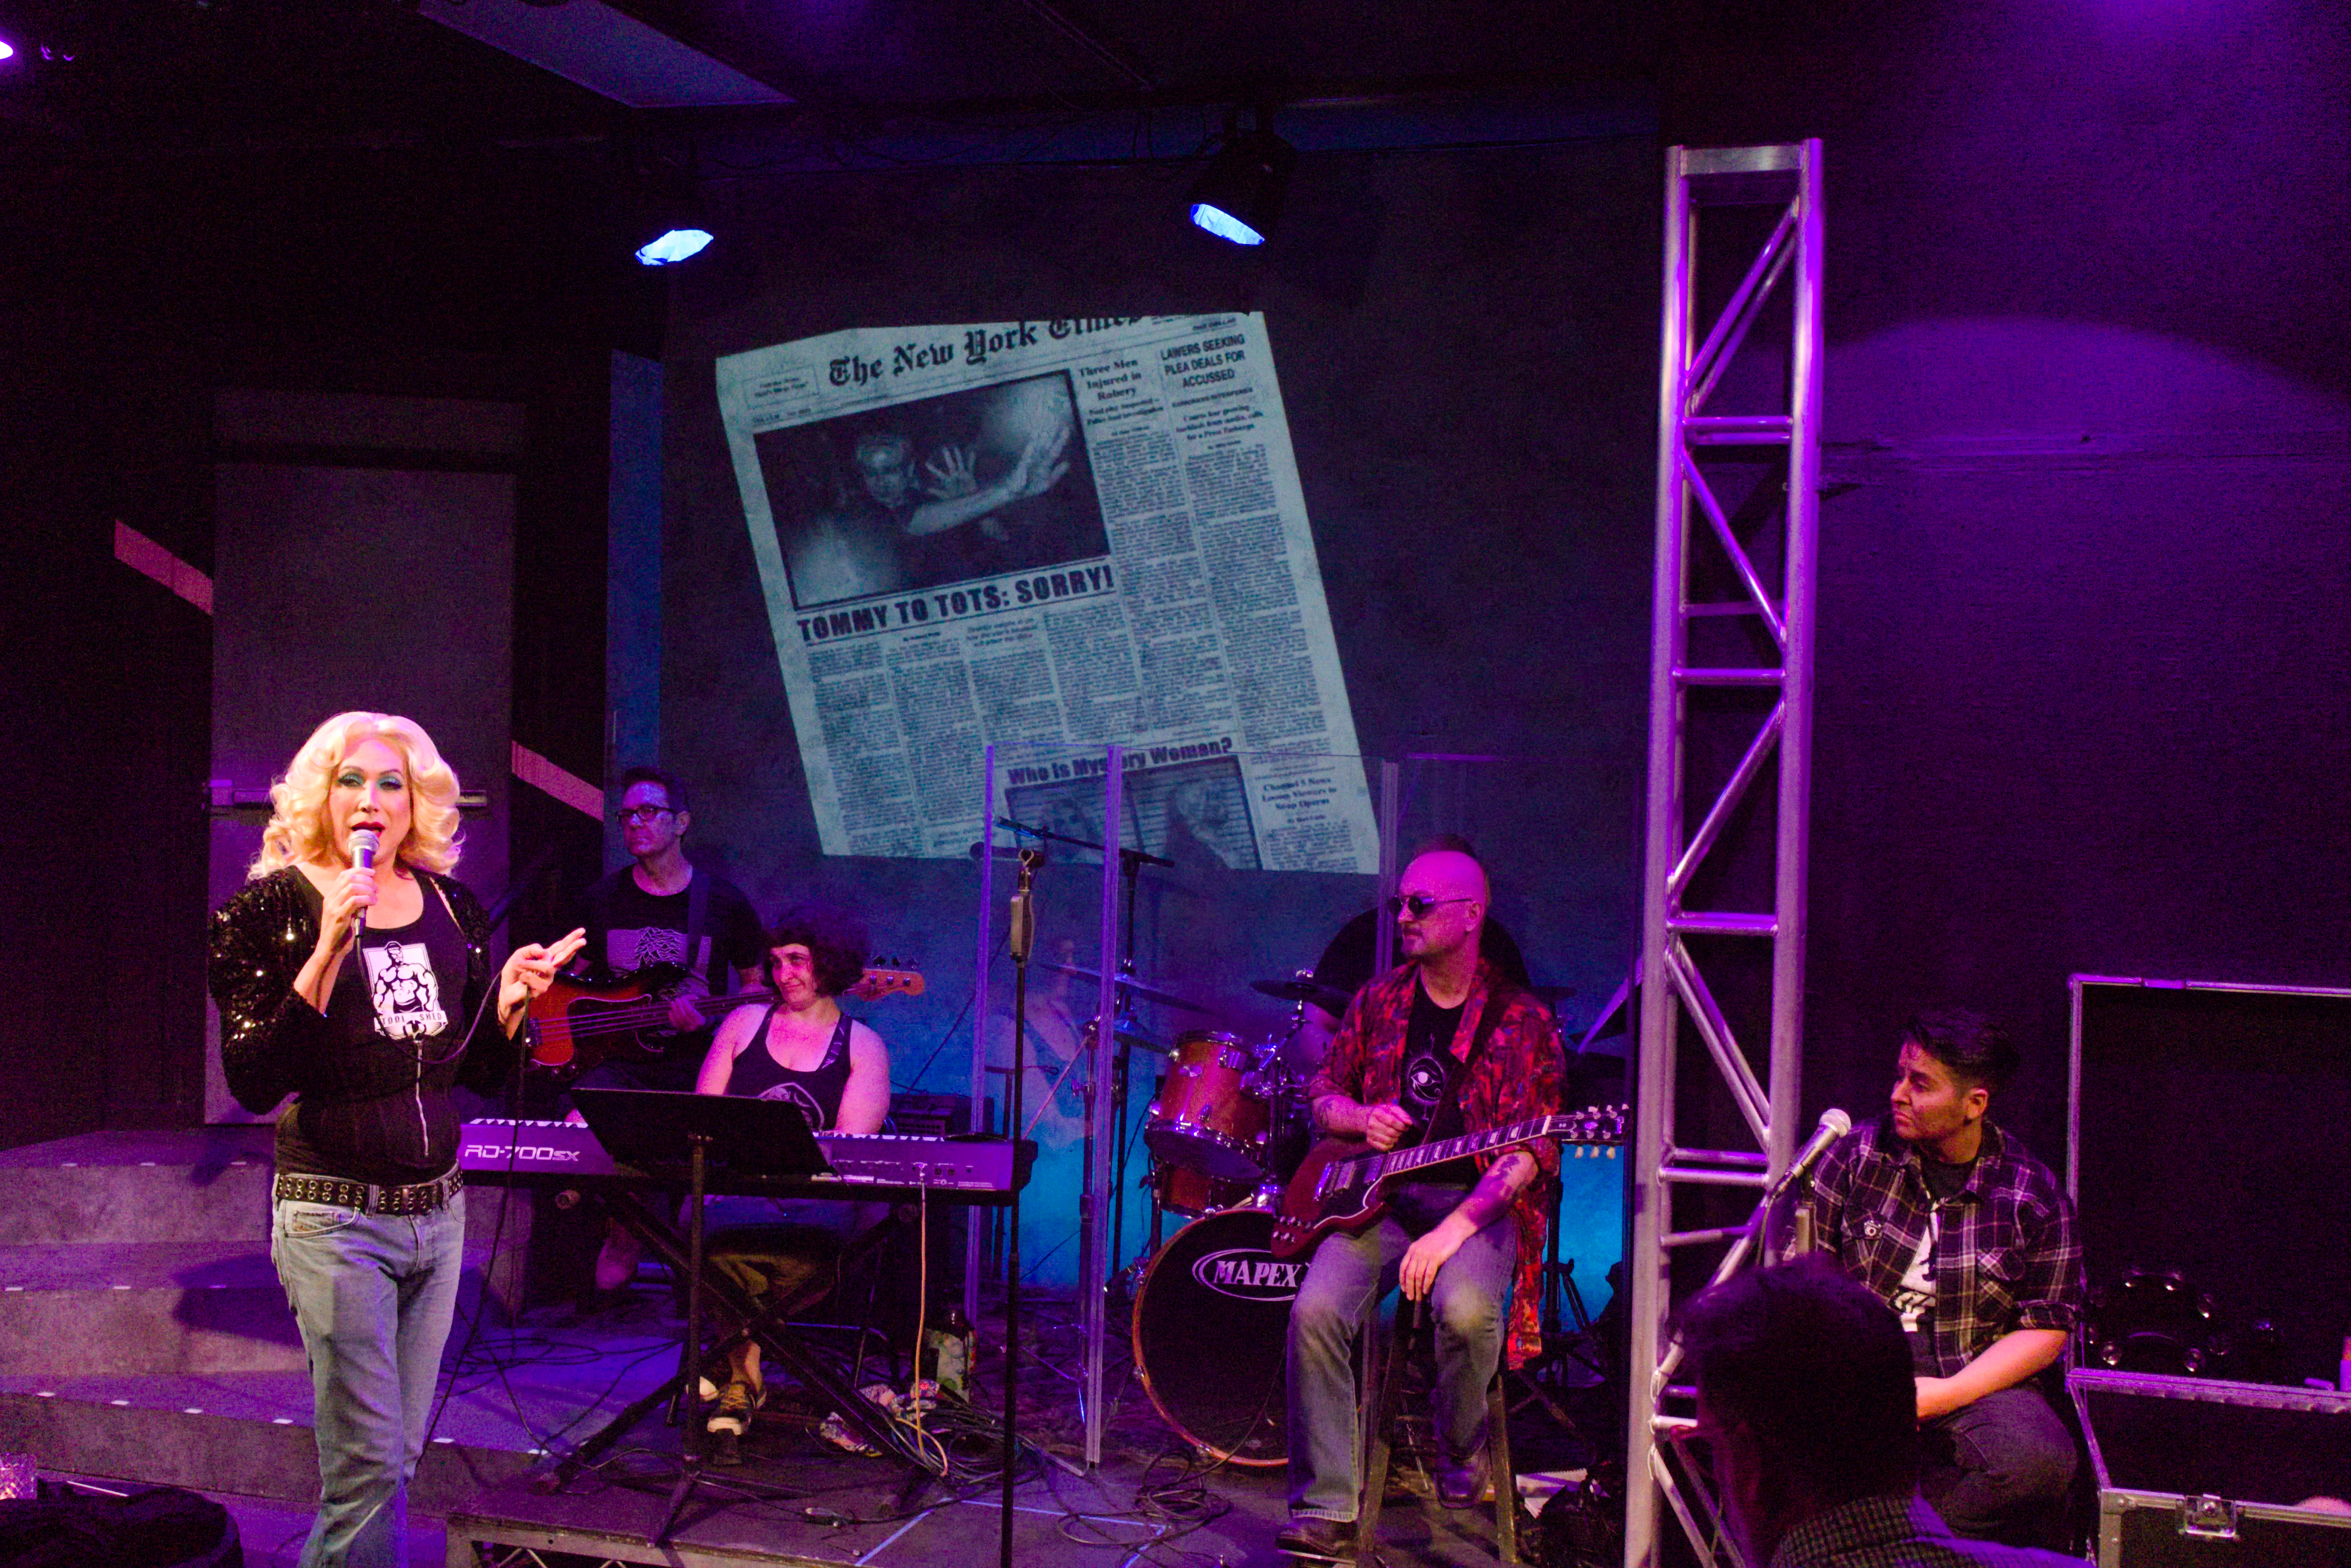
[1625,140,1825,1568]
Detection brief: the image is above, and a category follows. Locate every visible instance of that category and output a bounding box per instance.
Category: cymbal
[1528,983,1576,1005]
[1251,976,1355,1013]
[1038,961,1212,1014]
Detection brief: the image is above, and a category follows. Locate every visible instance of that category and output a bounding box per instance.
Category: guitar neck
[1368,1110,1623,1181]
[691,988,776,1017]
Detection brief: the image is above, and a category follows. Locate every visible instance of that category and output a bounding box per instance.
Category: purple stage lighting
[0,39,15,61]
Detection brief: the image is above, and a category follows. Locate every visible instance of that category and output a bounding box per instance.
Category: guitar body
[527,964,928,1076]
[1267,1105,1630,1261]
[528,974,675,1073]
[1270,1137,1388,1259]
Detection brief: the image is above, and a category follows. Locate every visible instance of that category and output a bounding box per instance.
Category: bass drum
[1132,1207,1299,1467]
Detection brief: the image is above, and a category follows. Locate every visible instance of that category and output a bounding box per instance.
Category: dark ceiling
[0,0,1662,159]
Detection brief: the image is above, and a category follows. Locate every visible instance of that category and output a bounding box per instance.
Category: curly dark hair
[765,902,870,998]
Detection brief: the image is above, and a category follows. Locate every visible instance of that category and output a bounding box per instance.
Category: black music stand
[569,1088,831,1545]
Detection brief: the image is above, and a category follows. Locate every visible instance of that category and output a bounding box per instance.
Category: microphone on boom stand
[1001,844,1043,1568]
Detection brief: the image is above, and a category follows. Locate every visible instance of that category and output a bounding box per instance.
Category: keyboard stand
[558,1091,937,1545]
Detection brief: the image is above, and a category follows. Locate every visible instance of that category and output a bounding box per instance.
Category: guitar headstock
[1559,1103,1630,1144]
[848,962,925,1001]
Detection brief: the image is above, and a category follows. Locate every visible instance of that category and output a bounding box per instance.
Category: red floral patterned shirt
[1308,955,1565,1367]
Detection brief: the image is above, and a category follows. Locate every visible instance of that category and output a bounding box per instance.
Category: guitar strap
[684,868,710,993]
[1429,982,1523,1166]
[1432,976,1520,1151]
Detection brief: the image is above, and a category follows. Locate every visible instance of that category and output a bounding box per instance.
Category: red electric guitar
[527,961,925,1077]
[1268,1103,1628,1260]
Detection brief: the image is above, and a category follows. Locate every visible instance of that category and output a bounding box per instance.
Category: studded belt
[273,1169,463,1216]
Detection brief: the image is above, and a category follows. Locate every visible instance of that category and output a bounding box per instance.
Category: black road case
[2072,1369,2351,1567]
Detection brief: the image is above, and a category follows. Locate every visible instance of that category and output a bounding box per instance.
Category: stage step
[5,1375,538,1516]
[0,1127,276,1246]
[0,1238,302,1375]
[0,1126,562,1528]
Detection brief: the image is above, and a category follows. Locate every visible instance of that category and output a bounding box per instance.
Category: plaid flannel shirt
[1772,1494,2082,1568]
[1308,955,1564,1368]
[1805,1116,2083,1378]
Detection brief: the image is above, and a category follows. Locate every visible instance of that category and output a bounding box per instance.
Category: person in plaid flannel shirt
[1275,848,1564,1563]
[1806,1009,2085,1547]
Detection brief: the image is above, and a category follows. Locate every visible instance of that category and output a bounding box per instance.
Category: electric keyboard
[457,1118,1029,1196]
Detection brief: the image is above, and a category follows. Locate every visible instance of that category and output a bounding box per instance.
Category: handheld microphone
[349,827,381,940]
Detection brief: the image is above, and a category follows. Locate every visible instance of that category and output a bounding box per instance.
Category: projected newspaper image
[755,370,1110,610]
[1006,753,1261,872]
[717,314,1380,871]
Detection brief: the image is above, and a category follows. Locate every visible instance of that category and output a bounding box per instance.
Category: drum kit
[1045,967,1349,1466]
[1054,956,1600,1466]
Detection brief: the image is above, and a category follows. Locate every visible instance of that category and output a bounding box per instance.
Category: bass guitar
[1269,1103,1627,1260]
[528,962,925,1076]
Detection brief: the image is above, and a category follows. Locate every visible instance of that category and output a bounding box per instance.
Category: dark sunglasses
[1386,893,1473,919]
[616,804,675,825]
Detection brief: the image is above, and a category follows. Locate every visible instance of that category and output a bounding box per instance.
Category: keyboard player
[691,900,892,1459]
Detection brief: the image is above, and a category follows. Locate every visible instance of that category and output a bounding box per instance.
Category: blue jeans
[270,1190,467,1568]
[1284,1185,1517,1523]
[1921,1383,2077,1545]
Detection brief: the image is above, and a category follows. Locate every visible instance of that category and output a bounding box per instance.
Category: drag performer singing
[209,712,582,1567]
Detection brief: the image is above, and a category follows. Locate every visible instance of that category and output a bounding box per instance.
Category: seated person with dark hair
[1806,1009,2084,1547]
[691,902,891,1459]
[1676,1257,2079,1568]
[567,765,766,1293]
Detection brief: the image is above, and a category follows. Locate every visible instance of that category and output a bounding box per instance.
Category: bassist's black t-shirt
[1396,981,1475,1190]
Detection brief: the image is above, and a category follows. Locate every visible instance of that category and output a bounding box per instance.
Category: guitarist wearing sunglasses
[1275,850,1566,1563]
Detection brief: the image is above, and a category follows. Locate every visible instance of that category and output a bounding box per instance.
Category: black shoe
[1436,1448,1492,1508]
[1275,1516,1357,1560]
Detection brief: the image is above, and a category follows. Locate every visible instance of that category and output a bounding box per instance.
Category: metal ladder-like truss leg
[1624,139,1826,1568]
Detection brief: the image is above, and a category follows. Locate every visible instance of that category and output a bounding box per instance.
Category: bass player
[570,766,766,1291]
[1276,848,1565,1562]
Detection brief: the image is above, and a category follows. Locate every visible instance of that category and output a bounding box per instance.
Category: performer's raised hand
[500,928,588,1030]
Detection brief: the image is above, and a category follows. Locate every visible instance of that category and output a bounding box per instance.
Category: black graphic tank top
[724,1008,855,1131]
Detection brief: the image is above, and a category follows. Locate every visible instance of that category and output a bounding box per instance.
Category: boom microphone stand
[1000,845,1042,1568]
[996,815,1173,1274]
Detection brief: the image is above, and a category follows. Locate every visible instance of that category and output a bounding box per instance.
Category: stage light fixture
[635,226,713,265]
[0,38,14,61]
[629,164,713,266]
[1188,127,1295,246]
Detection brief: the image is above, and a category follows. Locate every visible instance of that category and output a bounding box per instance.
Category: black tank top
[725,1007,855,1131]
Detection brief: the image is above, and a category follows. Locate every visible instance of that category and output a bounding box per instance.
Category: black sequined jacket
[207,867,518,1169]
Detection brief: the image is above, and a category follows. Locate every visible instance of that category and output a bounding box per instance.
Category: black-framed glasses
[616,804,674,825]
[1386,893,1473,919]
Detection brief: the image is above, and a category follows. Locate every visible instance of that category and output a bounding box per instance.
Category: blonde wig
[249,711,464,878]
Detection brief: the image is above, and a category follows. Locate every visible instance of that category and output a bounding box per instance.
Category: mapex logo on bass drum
[1190,1246,1305,1302]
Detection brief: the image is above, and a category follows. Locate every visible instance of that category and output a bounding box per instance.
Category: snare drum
[1144,1029,1270,1183]
[1132,1206,1296,1466]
